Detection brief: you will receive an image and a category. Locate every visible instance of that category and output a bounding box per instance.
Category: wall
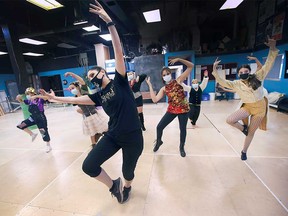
[0,74,16,96]
[38,67,90,97]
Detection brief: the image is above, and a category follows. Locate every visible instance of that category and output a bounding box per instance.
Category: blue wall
[195,43,288,95]
[0,74,16,96]
[38,67,90,97]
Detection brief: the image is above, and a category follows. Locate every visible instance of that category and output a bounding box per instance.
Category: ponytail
[247,74,261,90]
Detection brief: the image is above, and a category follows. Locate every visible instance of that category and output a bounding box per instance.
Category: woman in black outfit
[40,0,143,204]
[127,71,147,130]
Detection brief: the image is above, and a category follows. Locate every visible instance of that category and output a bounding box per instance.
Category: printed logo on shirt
[101,86,115,103]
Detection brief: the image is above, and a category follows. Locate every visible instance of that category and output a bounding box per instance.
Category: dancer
[212,37,278,160]
[16,87,52,153]
[127,71,147,130]
[40,0,143,204]
[146,58,193,157]
[65,72,108,147]
[182,70,209,128]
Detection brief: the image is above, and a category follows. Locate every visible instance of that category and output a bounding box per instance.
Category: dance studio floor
[0,100,287,216]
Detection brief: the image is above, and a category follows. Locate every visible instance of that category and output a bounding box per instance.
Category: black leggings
[157,112,189,144]
[82,129,143,181]
[17,114,50,142]
[189,105,201,125]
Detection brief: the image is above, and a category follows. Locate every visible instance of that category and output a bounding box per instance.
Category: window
[264,54,284,80]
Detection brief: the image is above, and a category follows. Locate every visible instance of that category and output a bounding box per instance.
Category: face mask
[71,89,78,95]
[91,71,104,89]
[163,74,172,83]
[192,83,199,89]
[239,73,249,80]
[128,74,134,81]
[26,95,31,100]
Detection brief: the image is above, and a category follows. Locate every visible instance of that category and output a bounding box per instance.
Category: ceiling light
[0,51,8,55]
[220,0,244,10]
[23,52,44,57]
[26,0,63,10]
[143,9,161,23]
[73,20,88,25]
[19,38,47,45]
[99,34,112,41]
[83,25,100,32]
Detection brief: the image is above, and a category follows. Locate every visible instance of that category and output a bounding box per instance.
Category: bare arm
[64,72,85,85]
[16,94,24,103]
[247,56,263,71]
[31,95,50,101]
[39,89,95,105]
[145,77,165,103]
[169,58,193,83]
[89,1,125,77]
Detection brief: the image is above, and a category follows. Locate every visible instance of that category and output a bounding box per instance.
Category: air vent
[57,43,77,49]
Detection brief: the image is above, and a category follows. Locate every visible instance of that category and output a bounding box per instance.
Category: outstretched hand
[247,56,257,61]
[64,72,75,77]
[213,57,221,71]
[264,36,277,50]
[39,89,55,100]
[89,0,112,23]
[168,58,179,65]
[145,77,152,86]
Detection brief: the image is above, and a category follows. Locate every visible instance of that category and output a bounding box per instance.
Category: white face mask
[26,95,31,100]
[128,74,134,81]
[163,74,172,83]
[71,89,79,95]
[192,83,199,89]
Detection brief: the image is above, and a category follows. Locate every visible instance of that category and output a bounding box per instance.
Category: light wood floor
[0,100,287,216]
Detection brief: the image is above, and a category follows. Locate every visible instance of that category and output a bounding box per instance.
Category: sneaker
[241,151,247,160]
[31,133,38,142]
[46,145,52,153]
[122,186,131,203]
[109,177,123,203]
[242,125,248,136]
[153,140,163,152]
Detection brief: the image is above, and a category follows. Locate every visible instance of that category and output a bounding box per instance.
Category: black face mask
[91,71,104,89]
[239,73,249,80]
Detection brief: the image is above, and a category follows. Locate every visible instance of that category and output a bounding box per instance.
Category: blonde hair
[25,87,36,95]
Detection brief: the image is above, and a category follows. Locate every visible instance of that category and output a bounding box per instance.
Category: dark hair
[69,81,80,88]
[88,66,109,77]
[161,67,172,84]
[238,64,261,90]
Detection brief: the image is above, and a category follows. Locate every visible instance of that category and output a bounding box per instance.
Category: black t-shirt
[88,71,141,137]
[131,74,147,93]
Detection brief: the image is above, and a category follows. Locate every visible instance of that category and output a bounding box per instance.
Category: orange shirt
[165,80,190,114]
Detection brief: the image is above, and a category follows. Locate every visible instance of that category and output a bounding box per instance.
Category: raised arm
[89,1,125,77]
[145,77,165,103]
[64,72,85,85]
[255,37,279,81]
[212,58,236,89]
[247,56,263,71]
[169,58,194,83]
[181,82,191,92]
[199,70,209,90]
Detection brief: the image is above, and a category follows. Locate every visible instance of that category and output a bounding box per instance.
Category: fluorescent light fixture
[220,0,244,10]
[83,25,100,32]
[143,9,161,23]
[26,0,63,10]
[19,38,47,45]
[23,52,44,57]
[99,34,112,41]
[73,20,88,25]
[0,51,8,55]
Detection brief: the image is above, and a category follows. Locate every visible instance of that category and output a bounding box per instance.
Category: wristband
[106,21,115,27]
